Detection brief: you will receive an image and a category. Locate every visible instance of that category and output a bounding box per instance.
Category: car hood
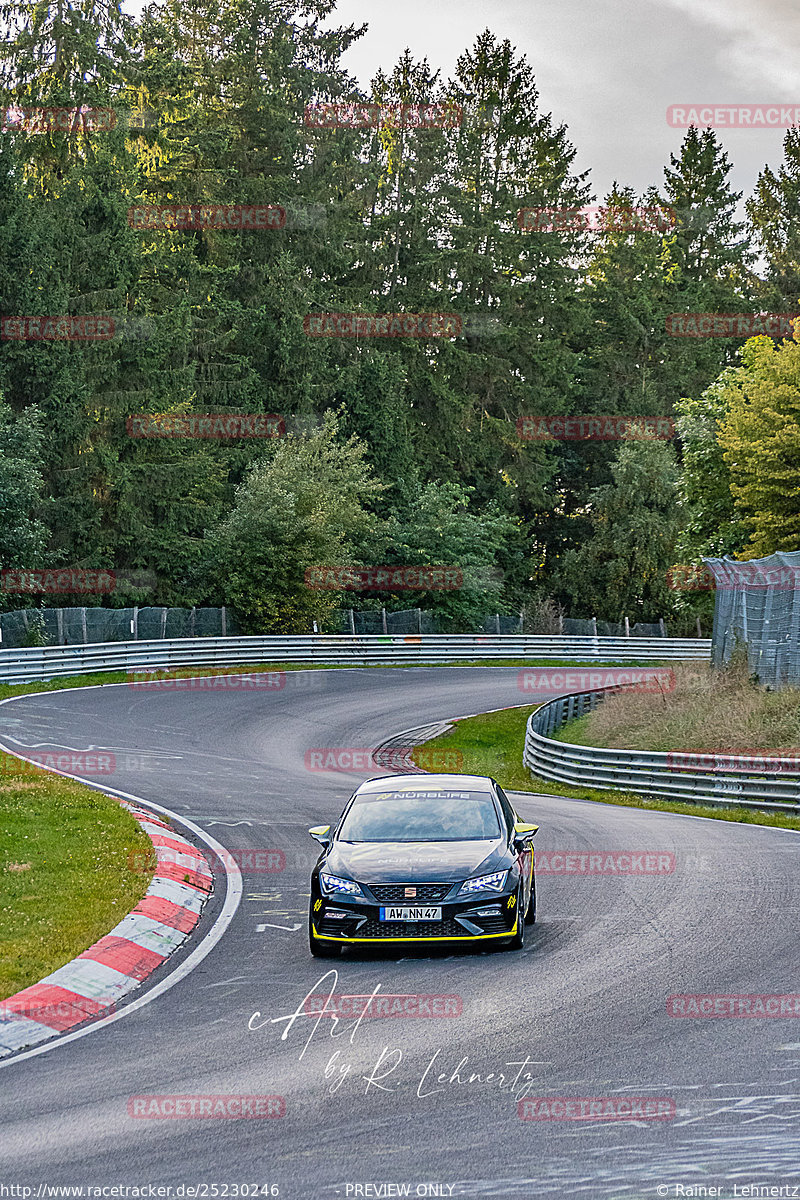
[323,839,507,883]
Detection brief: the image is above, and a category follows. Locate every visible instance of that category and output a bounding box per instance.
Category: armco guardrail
[0,633,711,685]
[524,689,800,814]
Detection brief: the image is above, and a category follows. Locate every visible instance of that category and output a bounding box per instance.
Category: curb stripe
[0,794,213,1058]
[134,895,200,933]
[77,936,165,980]
[155,862,213,890]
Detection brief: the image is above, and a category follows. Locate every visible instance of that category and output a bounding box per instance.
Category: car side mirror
[308,824,332,847]
[513,821,539,853]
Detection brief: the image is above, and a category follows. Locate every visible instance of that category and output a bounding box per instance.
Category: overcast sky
[323,0,797,205]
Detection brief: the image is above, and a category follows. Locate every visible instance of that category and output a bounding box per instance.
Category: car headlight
[458,870,509,896]
[320,873,364,898]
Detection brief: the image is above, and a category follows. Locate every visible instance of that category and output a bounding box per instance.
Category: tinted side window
[494,784,516,837]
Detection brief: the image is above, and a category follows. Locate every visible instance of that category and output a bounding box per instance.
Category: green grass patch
[0,754,154,999]
[411,703,800,835]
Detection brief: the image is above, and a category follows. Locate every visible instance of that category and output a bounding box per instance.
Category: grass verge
[0,753,153,1000]
[410,703,800,834]
[555,658,800,754]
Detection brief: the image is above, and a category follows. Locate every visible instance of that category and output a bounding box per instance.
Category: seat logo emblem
[404,887,417,898]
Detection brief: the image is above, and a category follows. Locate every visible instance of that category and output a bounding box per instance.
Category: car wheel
[526,875,536,923]
[309,914,341,958]
[508,887,525,950]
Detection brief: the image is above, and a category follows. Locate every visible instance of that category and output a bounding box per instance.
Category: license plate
[379,906,442,921]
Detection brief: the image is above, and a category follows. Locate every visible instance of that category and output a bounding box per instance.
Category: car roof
[355,773,496,793]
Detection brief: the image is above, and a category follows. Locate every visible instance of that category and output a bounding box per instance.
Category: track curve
[1,666,799,1197]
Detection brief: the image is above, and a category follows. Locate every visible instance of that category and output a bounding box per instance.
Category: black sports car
[307,773,538,956]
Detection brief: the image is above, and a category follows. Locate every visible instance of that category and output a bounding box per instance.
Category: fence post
[381,608,388,634]
[591,616,598,638]
[132,606,139,640]
[496,613,501,635]
[417,608,422,634]
[659,617,666,637]
[696,616,702,639]
[221,606,227,637]
[559,612,564,635]
[190,606,196,637]
[81,607,87,643]
[624,616,630,638]
[160,607,167,639]
[349,608,356,635]
[56,608,64,644]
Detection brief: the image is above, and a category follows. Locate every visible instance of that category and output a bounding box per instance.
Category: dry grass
[558,657,800,754]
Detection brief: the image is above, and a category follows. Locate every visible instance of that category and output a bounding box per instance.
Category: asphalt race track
[1,666,800,1198]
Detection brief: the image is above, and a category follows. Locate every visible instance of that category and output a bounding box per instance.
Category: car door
[494,782,533,912]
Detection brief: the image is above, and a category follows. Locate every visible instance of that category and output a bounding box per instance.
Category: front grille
[361,918,468,939]
[368,883,453,902]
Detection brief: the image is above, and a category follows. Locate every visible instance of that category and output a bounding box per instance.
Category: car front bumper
[310,888,521,944]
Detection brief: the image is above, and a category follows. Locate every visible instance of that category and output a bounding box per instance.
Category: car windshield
[337,788,502,842]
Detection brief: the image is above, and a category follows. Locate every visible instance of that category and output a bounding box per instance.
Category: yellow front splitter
[311,922,517,944]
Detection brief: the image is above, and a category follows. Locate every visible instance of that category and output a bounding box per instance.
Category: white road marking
[256,922,302,932]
